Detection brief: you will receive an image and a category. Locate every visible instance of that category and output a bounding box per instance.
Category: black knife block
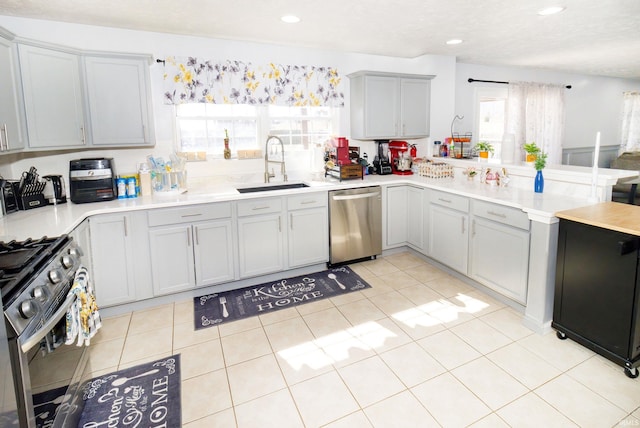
[17,193,47,210]
[10,181,47,210]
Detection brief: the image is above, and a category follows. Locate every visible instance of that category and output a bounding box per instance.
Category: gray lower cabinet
[385,185,408,248]
[469,200,530,304]
[237,197,285,278]
[69,219,91,276]
[147,203,235,295]
[89,212,152,307]
[385,185,427,251]
[287,193,328,268]
[407,185,427,251]
[237,193,329,278]
[80,186,532,308]
[429,190,469,273]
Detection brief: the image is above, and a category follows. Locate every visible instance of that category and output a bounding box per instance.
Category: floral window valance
[162,56,344,107]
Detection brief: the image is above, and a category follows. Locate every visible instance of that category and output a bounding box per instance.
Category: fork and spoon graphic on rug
[219,296,229,317]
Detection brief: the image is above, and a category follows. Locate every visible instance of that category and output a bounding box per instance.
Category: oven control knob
[32,286,47,303]
[19,299,38,319]
[48,269,63,284]
[61,254,75,269]
[68,246,84,258]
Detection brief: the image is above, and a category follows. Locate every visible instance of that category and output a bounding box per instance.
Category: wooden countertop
[556,202,640,236]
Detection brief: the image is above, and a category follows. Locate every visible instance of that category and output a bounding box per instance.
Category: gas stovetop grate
[0,236,70,307]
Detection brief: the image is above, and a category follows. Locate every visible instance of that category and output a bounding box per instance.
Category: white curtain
[505,82,565,164]
[621,91,640,151]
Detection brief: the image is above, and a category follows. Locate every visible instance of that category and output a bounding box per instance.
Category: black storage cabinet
[553,219,640,378]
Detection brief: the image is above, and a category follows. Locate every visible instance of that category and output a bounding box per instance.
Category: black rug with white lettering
[78,355,181,427]
[33,355,181,428]
[194,266,371,329]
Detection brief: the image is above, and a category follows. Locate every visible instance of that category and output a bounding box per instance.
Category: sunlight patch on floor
[278,293,491,372]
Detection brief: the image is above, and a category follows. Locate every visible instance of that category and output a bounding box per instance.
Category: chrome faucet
[264,135,287,183]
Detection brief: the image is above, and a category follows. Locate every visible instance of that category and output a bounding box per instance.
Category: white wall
[0,15,455,181]
[455,62,640,152]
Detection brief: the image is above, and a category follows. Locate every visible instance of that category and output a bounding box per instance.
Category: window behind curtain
[176,104,337,156]
[474,87,507,159]
[621,91,640,152]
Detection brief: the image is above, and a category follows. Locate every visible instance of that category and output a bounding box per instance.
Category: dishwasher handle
[330,191,380,201]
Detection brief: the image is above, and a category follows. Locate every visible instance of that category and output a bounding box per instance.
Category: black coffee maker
[373,140,392,175]
[43,175,67,204]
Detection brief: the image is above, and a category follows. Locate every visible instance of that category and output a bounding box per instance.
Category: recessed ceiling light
[446,39,463,45]
[538,6,566,16]
[281,15,301,24]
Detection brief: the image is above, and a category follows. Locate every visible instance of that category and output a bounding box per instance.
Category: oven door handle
[20,293,77,353]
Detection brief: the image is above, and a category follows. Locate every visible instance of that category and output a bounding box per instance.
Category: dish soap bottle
[224,129,231,159]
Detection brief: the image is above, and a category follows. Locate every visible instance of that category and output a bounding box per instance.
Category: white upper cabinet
[84,55,153,146]
[354,75,399,139]
[11,29,154,151]
[18,44,86,149]
[0,30,26,153]
[348,71,434,140]
[400,78,431,138]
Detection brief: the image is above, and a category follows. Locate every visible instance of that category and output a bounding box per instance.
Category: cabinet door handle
[438,197,452,204]
[181,213,202,218]
[487,210,507,219]
[252,205,270,211]
[278,216,281,232]
[300,200,316,205]
[123,216,128,237]
[472,219,476,236]
[1,124,7,151]
[80,126,86,145]
[194,226,200,245]
[461,217,466,234]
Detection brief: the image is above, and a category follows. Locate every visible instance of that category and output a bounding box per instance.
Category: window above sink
[175,104,339,158]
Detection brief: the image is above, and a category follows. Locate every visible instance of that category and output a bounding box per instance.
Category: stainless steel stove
[1,235,86,428]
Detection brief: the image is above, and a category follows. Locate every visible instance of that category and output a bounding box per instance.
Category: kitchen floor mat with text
[34,355,181,428]
[194,266,371,329]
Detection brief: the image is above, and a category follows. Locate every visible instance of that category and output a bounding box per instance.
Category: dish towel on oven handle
[65,265,102,347]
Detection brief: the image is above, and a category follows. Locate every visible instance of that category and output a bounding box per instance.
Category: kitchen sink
[236,183,310,193]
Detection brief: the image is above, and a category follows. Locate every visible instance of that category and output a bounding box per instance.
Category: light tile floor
[87,252,640,427]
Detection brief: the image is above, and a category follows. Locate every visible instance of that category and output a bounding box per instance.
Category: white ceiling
[1,0,640,79]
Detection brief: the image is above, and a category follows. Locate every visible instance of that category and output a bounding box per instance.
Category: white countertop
[0,172,607,241]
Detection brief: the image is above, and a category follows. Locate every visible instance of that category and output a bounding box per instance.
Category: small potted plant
[534,151,548,193]
[474,141,494,159]
[523,142,540,164]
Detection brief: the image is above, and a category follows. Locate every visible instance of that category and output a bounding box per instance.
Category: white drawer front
[287,193,327,210]
[237,197,283,217]
[472,200,530,230]
[148,203,231,226]
[430,190,469,212]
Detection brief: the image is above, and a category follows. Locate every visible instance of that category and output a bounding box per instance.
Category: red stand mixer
[388,141,413,175]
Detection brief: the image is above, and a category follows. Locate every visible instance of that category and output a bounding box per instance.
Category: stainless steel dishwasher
[328,186,382,265]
